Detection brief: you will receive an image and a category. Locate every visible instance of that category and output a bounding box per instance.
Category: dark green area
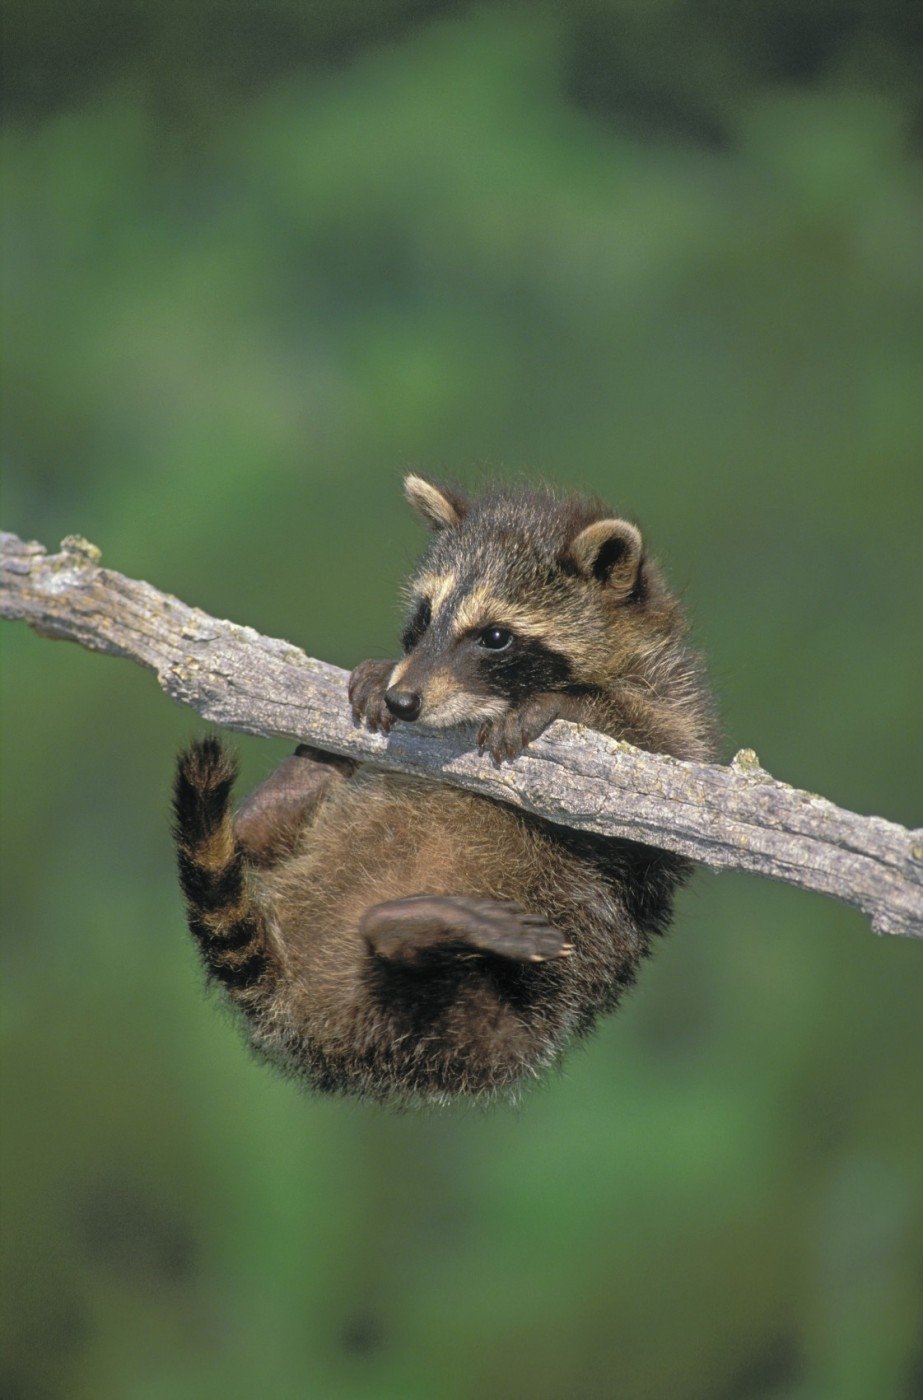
[2,4,922,1396]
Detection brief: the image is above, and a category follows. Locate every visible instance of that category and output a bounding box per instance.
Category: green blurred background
[2,3,922,1397]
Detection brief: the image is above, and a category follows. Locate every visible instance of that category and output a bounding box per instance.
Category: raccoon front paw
[477,694,566,763]
[348,659,396,734]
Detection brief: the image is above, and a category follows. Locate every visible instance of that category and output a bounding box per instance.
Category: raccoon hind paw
[361,894,573,965]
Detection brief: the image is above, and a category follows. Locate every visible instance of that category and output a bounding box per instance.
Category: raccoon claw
[348,659,396,734]
[477,697,564,763]
[477,717,516,763]
[458,900,572,962]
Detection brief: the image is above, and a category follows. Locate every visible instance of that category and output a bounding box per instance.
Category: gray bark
[3,530,921,938]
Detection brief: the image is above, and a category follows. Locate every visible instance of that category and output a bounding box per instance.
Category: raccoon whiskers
[421,695,507,728]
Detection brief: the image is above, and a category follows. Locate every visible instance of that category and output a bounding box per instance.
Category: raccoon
[172,477,715,1103]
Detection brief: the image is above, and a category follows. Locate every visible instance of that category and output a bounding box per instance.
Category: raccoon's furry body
[173,479,715,1103]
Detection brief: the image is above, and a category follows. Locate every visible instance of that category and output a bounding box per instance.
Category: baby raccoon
[173,477,714,1103]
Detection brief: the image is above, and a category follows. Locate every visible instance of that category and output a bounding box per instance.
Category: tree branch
[3,530,921,938]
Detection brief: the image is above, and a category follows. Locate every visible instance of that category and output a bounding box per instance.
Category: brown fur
[173,480,716,1104]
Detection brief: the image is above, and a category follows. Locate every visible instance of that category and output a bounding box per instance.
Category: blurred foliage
[2,3,922,1398]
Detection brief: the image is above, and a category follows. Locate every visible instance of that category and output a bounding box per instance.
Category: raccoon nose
[384,687,422,722]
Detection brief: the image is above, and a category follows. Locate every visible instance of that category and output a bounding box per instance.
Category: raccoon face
[386,589,574,728]
[385,476,646,728]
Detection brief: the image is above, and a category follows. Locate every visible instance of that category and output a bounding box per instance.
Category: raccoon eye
[478,625,514,651]
[402,598,431,652]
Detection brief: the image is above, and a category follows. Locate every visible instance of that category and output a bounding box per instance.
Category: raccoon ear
[567,518,643,596]
[403,474,469,531]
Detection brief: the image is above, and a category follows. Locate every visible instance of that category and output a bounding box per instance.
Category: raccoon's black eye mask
[401,598,431,652]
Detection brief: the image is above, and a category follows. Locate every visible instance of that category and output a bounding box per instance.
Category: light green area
[2,5,922,1397]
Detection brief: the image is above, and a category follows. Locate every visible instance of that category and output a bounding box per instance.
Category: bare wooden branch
[3,530,921,938]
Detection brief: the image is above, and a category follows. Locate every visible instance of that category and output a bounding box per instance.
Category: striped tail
[172,737,269,998]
